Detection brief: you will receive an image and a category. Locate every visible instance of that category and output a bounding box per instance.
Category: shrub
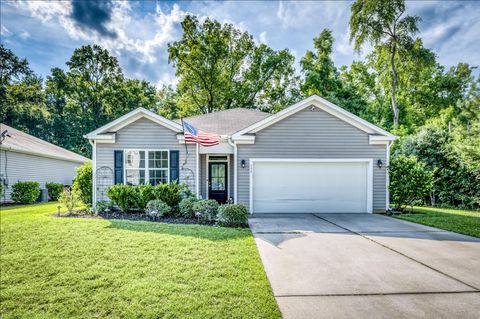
[46,183,64,201]
[134,184,156,210]
[154,181,182,208]
[193,199,219,222]
[107,184,137,212]
[390,155,434,211]
[72,162,92,205]
[180,183,194,199]
[59,190,81,214]
[11,181,40,204]
[145,199,171,219]
[0,183,3,198]
[95,200,113,214]
[217,204,249,227]
[179,197,198,218]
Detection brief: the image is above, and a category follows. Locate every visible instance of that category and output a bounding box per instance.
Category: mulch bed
[49,211,215,225]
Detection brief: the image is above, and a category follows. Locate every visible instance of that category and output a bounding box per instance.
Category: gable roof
[85,95,395,142]
[232,95,397,141]
[0,123,89,163]
[84,107,183,139]
[177,108,271,136]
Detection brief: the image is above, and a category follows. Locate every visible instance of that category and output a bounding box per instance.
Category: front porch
[198,152,234,203]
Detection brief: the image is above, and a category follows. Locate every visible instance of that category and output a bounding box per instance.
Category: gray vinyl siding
[236,106,387,212]
[94,117,196,203]
[0,149,83,202]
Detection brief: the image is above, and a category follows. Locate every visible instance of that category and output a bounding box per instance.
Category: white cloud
[259,31,267,44]
[19,31,30,39]
[13,1,185,64]
[1,24,11,37]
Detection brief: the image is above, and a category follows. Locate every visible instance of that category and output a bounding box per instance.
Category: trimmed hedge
[179,197,198,218]
[11,181,40,204]
[46,183,64,201]
[193,199,219,222]
[106,182,186,214]
[217,204,249,227]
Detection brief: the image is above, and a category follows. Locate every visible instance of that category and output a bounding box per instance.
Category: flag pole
[181,118,188,155]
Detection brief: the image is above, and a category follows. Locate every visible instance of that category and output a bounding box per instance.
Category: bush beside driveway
[0,202,280,318]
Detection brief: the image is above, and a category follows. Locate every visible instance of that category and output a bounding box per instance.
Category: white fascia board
[84,107,183,139]
[231,135,255,144]
[89,133,116,144]
[369,135,397,145]
[232,95,397,140]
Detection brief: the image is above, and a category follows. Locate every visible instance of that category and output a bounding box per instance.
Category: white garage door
[251,160,371,213]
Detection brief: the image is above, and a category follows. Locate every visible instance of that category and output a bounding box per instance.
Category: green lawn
[394,206,480,238]
[0,203,280,318]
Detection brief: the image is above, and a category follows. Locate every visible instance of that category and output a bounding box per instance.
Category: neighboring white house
[85,95,397,214]
[0,123,89,202]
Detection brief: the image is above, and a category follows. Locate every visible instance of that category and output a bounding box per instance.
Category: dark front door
[208,162,228,203]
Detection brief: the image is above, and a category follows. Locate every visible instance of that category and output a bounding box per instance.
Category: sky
[1,0,479,88]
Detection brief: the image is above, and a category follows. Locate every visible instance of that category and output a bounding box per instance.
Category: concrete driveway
[249,214,480,319]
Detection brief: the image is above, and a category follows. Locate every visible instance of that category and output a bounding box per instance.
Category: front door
[208,162,228,203]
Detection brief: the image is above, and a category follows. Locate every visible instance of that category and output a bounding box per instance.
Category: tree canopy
[168,15,299,116]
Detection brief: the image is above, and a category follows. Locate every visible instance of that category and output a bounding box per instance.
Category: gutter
[227,138,237,203]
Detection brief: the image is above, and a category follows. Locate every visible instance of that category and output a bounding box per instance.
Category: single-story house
[85,95,396,214]
[0,123,89,202]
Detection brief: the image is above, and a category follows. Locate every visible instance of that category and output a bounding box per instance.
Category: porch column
[196,143,200,198]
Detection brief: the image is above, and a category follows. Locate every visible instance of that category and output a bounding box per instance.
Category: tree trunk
[390,45,399,127]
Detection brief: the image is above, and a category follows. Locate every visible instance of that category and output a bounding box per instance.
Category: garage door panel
[252,161,369,213]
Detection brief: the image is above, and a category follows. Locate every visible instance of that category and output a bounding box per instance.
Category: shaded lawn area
[394,206,480,238]
[0,203,280,318]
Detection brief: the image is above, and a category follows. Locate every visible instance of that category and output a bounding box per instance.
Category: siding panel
[1,150,83,202]
[95,118,196,203]
[236,107,387,212]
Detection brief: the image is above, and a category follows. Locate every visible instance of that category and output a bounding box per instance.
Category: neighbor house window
[125,150,168,186]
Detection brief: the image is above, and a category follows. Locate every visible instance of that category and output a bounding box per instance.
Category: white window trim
[206,154,230,200]
[248,158,373,214]
[123,149,170,185]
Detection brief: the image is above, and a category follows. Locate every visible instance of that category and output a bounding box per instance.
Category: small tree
[389,155,433,211]
[72,162,92,205]
[59,190,81,215]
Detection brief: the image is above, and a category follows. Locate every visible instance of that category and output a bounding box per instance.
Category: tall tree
[168,15,299,116]
[301,29,369,118]
[350,0,420,127]
[45,45,157,156]
[0,45,48,136]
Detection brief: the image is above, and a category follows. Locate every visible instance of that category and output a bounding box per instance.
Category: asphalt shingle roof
[0,123,89,163]
[176,108,271,135]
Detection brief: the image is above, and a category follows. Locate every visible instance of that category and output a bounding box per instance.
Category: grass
[393,206,480,238]
[0,202,280,318]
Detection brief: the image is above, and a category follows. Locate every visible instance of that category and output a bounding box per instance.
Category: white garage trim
[249,158,373,214]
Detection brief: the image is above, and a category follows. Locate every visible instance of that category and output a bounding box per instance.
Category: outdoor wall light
[241,160,246,168]
[377,159,383,169]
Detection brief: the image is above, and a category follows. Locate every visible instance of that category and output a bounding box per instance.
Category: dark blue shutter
[170,150,180,183]
[114,150,124,184]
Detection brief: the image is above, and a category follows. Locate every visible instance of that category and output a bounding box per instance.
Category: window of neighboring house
[125,150,169,186]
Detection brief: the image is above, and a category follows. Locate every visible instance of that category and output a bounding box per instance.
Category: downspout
[227,138,237,203]
[386,141,392,211]
[89,139,96,209]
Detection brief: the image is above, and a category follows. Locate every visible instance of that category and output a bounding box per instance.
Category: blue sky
[1,1,479,87]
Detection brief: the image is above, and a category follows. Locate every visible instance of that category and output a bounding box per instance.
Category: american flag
[182,120,220,147]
